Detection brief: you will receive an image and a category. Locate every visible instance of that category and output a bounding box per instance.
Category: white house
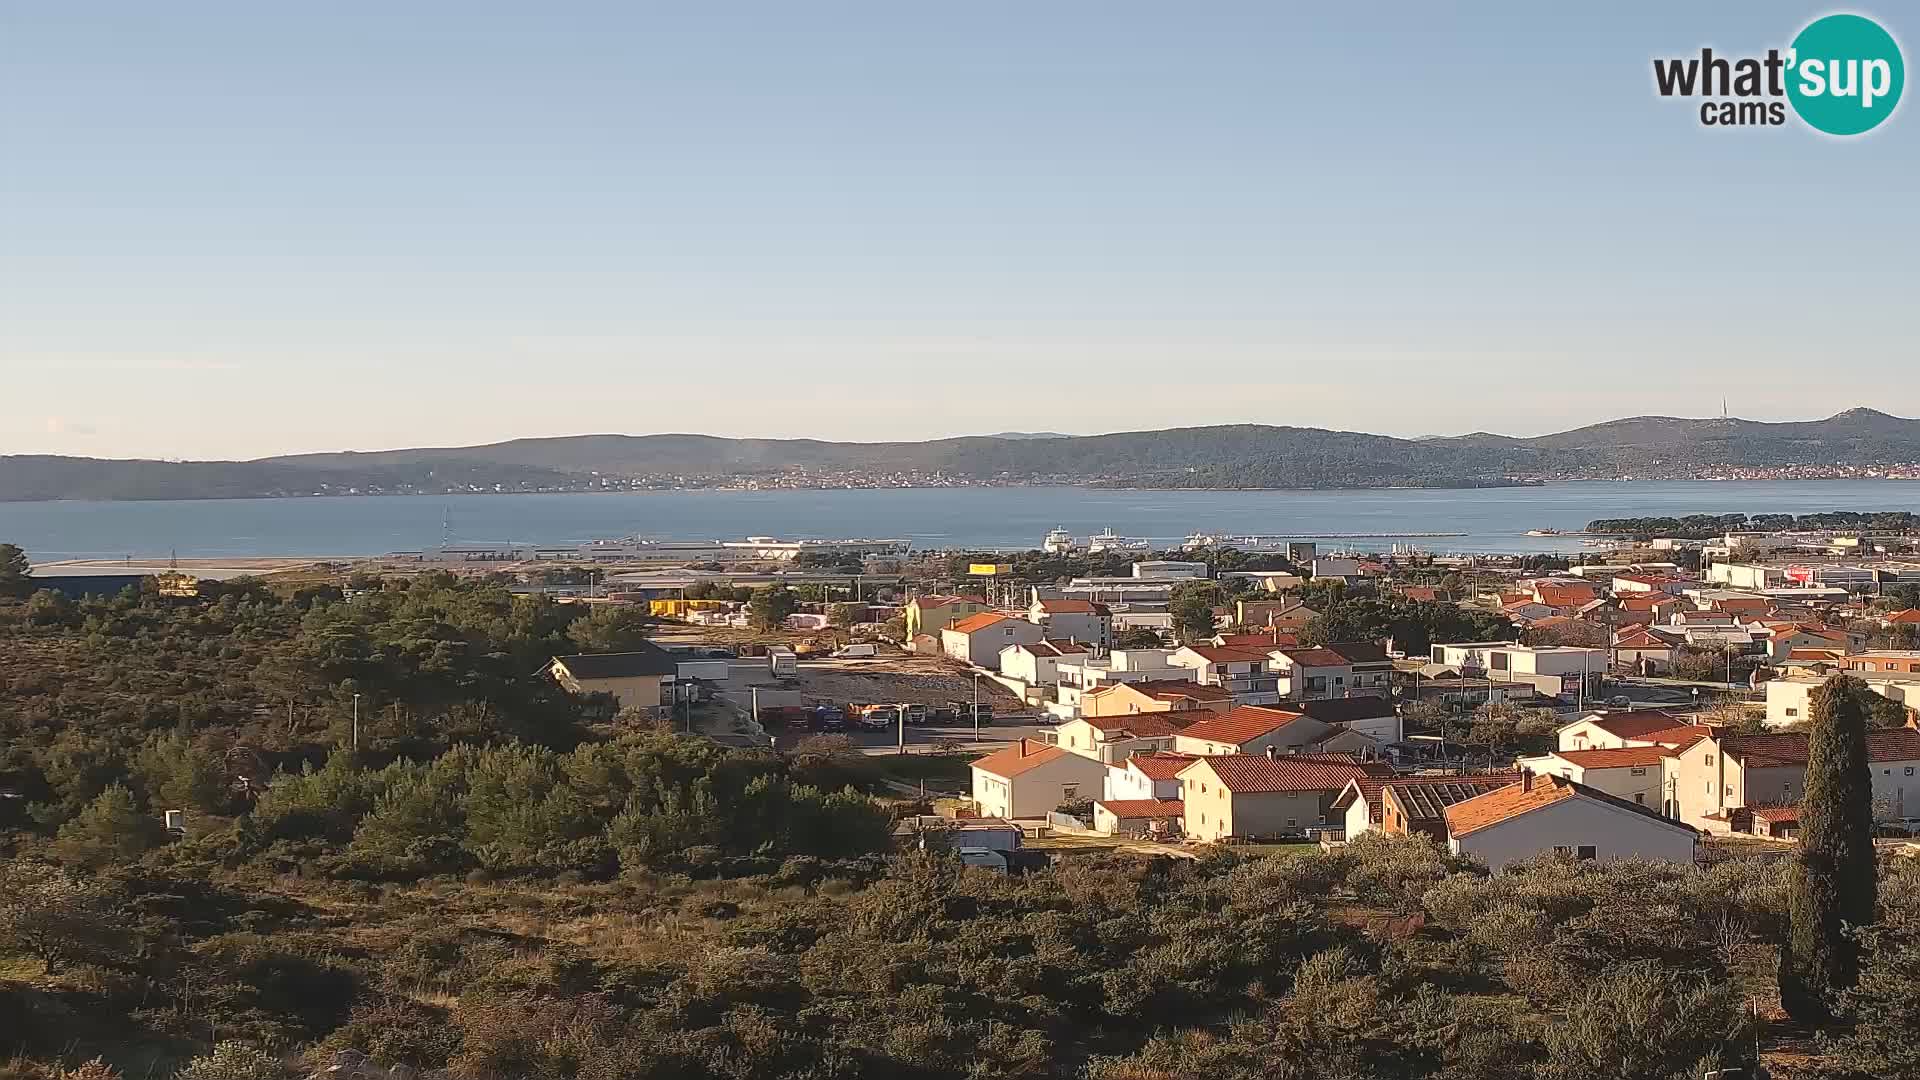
[1766,672,1920,728]
[1102,751,1195,802]
[970,739,1110,819]
[1268,646,1361,701]
[942,613,1044,670]
[1555,710,1699,752]
[1168,646,1281,705]
[1443,774,1700,869]
[999,639,1092,687]
[1512,747,1671,810]
[1053,710,1206,764]
[1027,598,1113,650]
[1173,706,1332,757]
[1296,697,1404,744]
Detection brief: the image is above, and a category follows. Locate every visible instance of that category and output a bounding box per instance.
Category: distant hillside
[5,409,1919,501]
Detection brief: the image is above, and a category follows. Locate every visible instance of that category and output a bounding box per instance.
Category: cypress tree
[1779,675,1878,1023]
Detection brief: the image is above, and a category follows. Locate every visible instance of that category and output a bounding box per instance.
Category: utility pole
[973,673,982,741]
[751,686,760,732]
[351,693,361,752]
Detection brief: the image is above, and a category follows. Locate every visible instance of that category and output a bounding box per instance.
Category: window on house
[1705,781,1713,794]
[1630,767,1647,776]
[1553,845,1573,856]
[1705,754,1714,765]
[1634,793,1646,805]
[1062,785,1078,800]
[1906,767,1916,777]
[1577,845,1598,860]
[1286,818,1297,828]
[1785,708,1799,717]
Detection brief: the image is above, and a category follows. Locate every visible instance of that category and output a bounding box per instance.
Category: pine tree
[0,542,31,599]
[53,784,166,868]
[1779,675,1878,1023]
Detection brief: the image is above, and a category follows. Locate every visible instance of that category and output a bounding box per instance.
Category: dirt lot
[788,655,1025,709]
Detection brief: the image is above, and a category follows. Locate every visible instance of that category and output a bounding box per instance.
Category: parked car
[833,643,879,659]
[1605,695,1633,709]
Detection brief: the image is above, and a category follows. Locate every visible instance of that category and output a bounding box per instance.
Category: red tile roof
[1180,646,1271,664]
[1750,805,1800,822]
[1575,710,1692,740]
[1613,629,1673,649]
[1036,599,1101,614]
[1138,681,1233,702]
[912,594,983,608]
[1216,632,1300,649]
[1183,754,1388,794]
[1079,710,1209,738]
[947,612,1012,634]
[1095,799,1184,819]
[1273,646,1353,668]
[1720,729,1920,769]
[1126,752,1199,780]
[971,738,1072,779]
[1176,705,1307,746]
[1535,584,1600,607]
[1444,774,1695,838]
[1552,746,1673,769]
[1887,609,1920,625]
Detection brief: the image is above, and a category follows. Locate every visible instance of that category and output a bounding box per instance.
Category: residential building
[1320,641,1394,696]
[1427,642,1606,697]
[1269,646,1360,700]
[1666,728,1920,830]
[1027,598,1114,650]
[1103,751,1195,802]
[905,594,988,637]
[1846,650,1920,675]
[1612,627,1678,674]
[548,647,678,714]
[1555,710,1700,752]
[1514,747,1671,809]
[1443,773,1699,869]
[1169,646,1282,704]
[970,739,1109,819]
[1233,599,1316,630]
[941,613,1044,669]
[1764,672,1920,728]
[1708,563,1790,591]
[1179,755,1390,842]
[1295,696,1403,744]
[1333,774,1521,841]
[1092,799,1186,836]
[999,639,1091,687]
[1312,557,1362,581]
[1081,680,1232,717]
[1173,706,1331,757]
[1052,710,1208,764]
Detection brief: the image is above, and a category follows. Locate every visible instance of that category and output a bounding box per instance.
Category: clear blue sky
[2,2,1913,459]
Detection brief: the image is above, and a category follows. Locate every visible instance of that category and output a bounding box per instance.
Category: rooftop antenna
[1722,397,1728,420]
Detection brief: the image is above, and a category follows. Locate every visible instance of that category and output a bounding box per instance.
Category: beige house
[970,739,1110,819]
[1444,773,1699,869]
[1173,706,1330,757]
[1081,680,1231,717]
[1053,710,1207,764]
[548,648,678,715]
[1513,747,1671,810]
[942,613,1044,669]
[905,594,989,637]
[1178,755,1387,842]
[1554,710,1698,752]
[1667,728,1920,831]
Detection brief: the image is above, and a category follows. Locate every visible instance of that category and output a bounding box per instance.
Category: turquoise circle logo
[1786,14,1904,135]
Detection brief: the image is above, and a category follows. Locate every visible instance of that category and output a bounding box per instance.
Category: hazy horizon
[4,2,1914,459]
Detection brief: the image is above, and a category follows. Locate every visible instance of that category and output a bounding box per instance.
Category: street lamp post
[972,673,982,741]
[351,693,361,752]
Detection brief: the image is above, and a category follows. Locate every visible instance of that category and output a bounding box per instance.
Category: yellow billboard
[969,563,1012,576]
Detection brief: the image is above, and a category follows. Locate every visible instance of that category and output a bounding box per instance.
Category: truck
[951,700,994,726]
[767,646,798,678]
[856,704,898,731]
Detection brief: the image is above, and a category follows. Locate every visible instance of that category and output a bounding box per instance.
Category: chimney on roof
[1520,768,1533,793]
[1265,744,1278,760]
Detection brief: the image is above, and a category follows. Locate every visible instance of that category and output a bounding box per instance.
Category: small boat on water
[1524,528,1563,537]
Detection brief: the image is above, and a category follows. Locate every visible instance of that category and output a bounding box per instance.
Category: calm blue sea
[5,480,1920,562]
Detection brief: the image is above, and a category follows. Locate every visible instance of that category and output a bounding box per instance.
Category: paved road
[841,718,1054,756]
